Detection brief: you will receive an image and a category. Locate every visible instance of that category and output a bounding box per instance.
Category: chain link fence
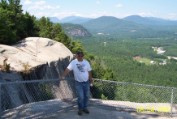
[92,79,177,115]
[0,78,76,115]
[0,78,177,117]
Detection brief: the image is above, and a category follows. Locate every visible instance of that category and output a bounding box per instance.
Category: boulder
[0,37,76,112]
[0,37,73,71]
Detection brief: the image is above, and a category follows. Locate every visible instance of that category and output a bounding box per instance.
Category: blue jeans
[75,80,90,110]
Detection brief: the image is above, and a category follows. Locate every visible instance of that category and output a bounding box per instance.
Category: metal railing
[0,78,177,117]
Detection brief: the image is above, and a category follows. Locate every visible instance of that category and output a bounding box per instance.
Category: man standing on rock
[61,51,93,116]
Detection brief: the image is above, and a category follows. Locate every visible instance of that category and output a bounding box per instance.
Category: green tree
[0,8,16,44]
[0,0,34,44]
[20,12,38,38]
[37,17,53,38]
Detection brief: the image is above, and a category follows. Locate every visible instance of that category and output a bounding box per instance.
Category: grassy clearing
[134,57,151,65]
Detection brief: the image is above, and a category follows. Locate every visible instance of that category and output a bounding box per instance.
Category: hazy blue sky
[21,0,177,20]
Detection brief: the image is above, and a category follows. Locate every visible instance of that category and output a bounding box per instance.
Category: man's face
[77,54,84,61]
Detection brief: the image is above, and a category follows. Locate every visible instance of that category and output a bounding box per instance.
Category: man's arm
[60,68,70,80]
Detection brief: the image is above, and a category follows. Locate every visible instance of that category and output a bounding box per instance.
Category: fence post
[170,88,174,117]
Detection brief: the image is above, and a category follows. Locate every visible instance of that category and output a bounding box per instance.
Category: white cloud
[138,12,154,17]
[22,0,61,18]
[23,0,32,5]
[35,0,46,5]
[115,4,123,8]
[167,13,177,20]
[29,5,60,10]
[53,12,82,19]
[28,10,82,19]
[27,1,60,11]
[96,0,101,5]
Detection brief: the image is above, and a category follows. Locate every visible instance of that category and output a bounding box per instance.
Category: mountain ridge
[49,15,177,24]
[49,16,92,24]
[123,15,177,26]
[49,15,177,38]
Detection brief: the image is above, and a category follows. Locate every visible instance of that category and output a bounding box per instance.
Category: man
[61,51,93,116]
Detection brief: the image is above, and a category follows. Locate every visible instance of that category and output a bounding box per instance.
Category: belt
[75,80,89,83]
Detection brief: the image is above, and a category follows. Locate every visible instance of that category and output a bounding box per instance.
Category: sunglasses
[78,55,84,57]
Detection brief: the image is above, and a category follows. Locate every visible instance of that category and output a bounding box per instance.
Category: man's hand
[60,68,70,80]
[89,78,94,87]
[90,83,93,87]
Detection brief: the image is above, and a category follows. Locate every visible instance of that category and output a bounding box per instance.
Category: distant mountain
[82,15,177,38]
[61,23,92,37]
[49,17,60,23]
[48,16,92,24]
[82,16,143,35]
[123,15,177,26]
[60,16,92,24]
[49,15,177,38]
